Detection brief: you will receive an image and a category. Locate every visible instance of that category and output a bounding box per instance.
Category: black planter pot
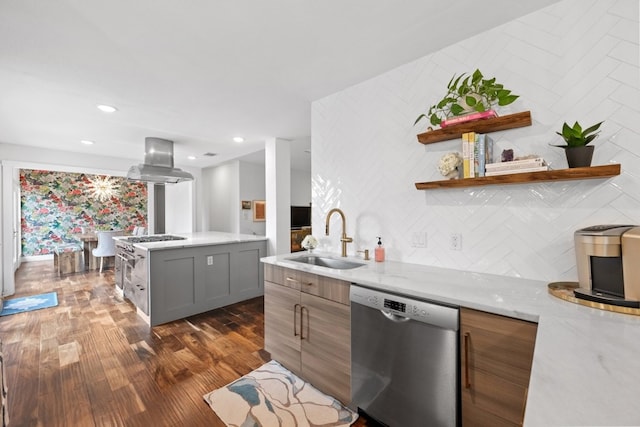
[564,145,594,168]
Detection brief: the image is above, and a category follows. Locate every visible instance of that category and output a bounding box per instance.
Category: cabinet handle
[293,304,300,337]
[464,332,471,389]
[286,277,313,287]
[300,306,307,340]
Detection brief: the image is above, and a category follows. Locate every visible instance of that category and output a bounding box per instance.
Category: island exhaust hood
[127,137,194,184]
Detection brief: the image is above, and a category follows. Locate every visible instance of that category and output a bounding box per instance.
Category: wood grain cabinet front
[264,281,302,374]
[460,307,538,427]
[264,264,351,404]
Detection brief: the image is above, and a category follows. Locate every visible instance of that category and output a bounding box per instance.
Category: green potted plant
[414,69,519,128]
[552,120,603,168]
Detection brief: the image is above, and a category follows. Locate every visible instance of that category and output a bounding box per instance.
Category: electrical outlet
[207,255,213,266]
[450,233,462,251]
[411,232,427,248]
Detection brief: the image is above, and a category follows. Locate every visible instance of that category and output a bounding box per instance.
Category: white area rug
[204,360,358,427]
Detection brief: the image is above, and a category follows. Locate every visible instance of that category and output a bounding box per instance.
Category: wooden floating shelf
[416,111,532,145]
[415,164,621,190]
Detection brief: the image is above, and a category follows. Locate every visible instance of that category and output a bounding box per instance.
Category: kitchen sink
[286,255,365,270]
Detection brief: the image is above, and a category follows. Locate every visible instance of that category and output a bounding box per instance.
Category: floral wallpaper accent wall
[20,169,148,256]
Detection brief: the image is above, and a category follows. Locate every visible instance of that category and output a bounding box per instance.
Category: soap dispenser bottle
[375,237,385,262]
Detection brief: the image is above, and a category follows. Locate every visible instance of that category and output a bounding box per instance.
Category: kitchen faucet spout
[325,208,353,257]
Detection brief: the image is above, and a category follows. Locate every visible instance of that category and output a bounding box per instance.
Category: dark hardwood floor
[0,261,368,426]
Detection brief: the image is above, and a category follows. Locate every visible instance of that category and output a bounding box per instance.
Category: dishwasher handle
[381,310,411,323]
[350,284,459,331]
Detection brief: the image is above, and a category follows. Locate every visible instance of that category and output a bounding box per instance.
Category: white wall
[203,161,239,232]
[203,160,267,234]
[204,157,310,235]
[165,180,194,233]
[291,169,312,206]
[312,0,640,282]
[239,161,266,235]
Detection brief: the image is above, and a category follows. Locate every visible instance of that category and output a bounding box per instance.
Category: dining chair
[133,226,146,236]
[92,230,124,272]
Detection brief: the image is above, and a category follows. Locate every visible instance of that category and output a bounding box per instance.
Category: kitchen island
[262,252,640,427]
[116,231,267,326]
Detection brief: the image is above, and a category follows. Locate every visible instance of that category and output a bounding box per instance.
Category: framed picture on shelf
[241,200,251,210]
[253,200,265,222]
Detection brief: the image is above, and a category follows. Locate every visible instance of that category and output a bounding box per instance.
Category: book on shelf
[462,132,471,178]
[462,132,493,177]
[485,157,545,171]
[474,133,494,177]
[485,135,494,173]
[468,132,475,178]
[485,165,549,176]
[441,110,498,128]
[473,133,479,177]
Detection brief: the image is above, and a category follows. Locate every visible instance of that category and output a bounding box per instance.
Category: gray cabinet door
[204,252,231,301]
[148,240,266,326]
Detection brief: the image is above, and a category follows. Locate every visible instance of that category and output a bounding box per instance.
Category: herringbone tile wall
[311,0,639,282]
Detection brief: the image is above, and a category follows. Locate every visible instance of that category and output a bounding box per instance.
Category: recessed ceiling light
[233,136,244,143]
[97,104,117,113]
[81,140,95,145]
[187,155,196,160]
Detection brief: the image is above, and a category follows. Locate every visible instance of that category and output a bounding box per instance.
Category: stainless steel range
[121,234,187,245]
[115,235,186,316]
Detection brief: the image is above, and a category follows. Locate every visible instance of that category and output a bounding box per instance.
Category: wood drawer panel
[460,307,537,426]
[301,293,351,404]
[264,264,304,291]
[265,264,350,305]
[462,399,519,427]
[460,308,537,340]
[462,368,527,426]
[462,326,535,386]
[264,281,302,375]
[264,264,285,286]
[301,272,350,305]
[461,308,537,386]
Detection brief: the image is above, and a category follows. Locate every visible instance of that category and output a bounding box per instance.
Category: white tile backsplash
[311,0,640,282]
[609,0,640,18]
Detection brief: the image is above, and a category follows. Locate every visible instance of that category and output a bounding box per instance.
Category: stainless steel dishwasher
[350,284,460,427]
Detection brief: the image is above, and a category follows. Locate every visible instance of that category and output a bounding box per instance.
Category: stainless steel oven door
[118,250,136,294]
[115,251,127,291]
[130,250,148,314]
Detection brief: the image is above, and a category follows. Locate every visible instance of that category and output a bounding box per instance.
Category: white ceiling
[0,0,559,171]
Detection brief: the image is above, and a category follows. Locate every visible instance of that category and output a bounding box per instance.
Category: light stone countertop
[261,251,640,427]
[114,231,267,251]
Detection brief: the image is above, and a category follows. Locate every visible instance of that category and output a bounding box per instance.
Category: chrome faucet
[325,208,353,257]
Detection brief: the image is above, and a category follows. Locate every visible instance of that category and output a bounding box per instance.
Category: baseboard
[21,254,54,262]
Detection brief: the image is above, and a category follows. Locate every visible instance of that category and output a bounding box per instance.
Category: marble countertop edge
[115,231,268,251]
